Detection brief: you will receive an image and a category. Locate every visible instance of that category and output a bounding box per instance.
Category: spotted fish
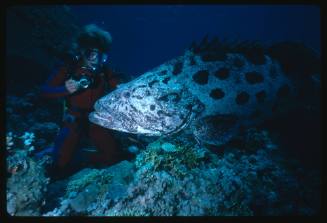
[89,38,320,145]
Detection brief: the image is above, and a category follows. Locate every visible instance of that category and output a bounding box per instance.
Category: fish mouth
[89,111,114,125]
[89,99,116,128]
[89,100,134,133]
[89,110,137,134]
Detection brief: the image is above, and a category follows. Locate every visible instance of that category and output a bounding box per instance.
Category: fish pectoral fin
[192,115,240,146]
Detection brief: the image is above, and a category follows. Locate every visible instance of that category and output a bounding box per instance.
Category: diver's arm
[40,65,71,98]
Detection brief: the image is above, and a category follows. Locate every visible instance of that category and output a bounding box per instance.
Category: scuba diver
[38,24,129,178]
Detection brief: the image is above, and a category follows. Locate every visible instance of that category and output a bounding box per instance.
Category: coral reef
[6,150,51,216]
[97,134,319,216]
[6,131,37,159]
[5,90,320,216]
[65,168,113,196]
[6,91,61,152]
[43,161,135,216]
[5,91,61,216]
[6,124,320,216]
[135,140,208,178]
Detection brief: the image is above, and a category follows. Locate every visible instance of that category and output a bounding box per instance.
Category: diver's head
[75,24,112,70]
[81,47,106,70]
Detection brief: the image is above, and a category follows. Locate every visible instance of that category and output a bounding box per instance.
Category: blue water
[69,5,320,76]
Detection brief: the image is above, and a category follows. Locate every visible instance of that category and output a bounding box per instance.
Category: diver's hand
[65,79,79,94]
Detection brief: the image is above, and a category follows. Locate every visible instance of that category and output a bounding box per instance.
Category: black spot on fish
[233,57,244,68]
[193,70,209,85]
[210,88,225,100]
[123,92,130,98]
[150,105,156,111]
[245,71,264,84]
[162,77,170,84]
[190,56,196,65]
[236,91,250,105]
[145,90,151,96]
[148,80,159,88]
[255,90,266,103]
[277,84,290,98]
[173,61,183,75]
[135,95,143,100]
[214,68,229,80]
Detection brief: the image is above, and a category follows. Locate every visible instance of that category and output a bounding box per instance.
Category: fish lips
[89,101,134,133]
[89,100,115,127]
[88,111,114,128]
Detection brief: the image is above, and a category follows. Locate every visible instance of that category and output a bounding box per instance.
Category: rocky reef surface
[6,151,51,216]
[6,93,321,216]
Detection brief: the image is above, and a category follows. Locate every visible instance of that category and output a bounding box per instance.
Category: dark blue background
[69,5,320,76]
